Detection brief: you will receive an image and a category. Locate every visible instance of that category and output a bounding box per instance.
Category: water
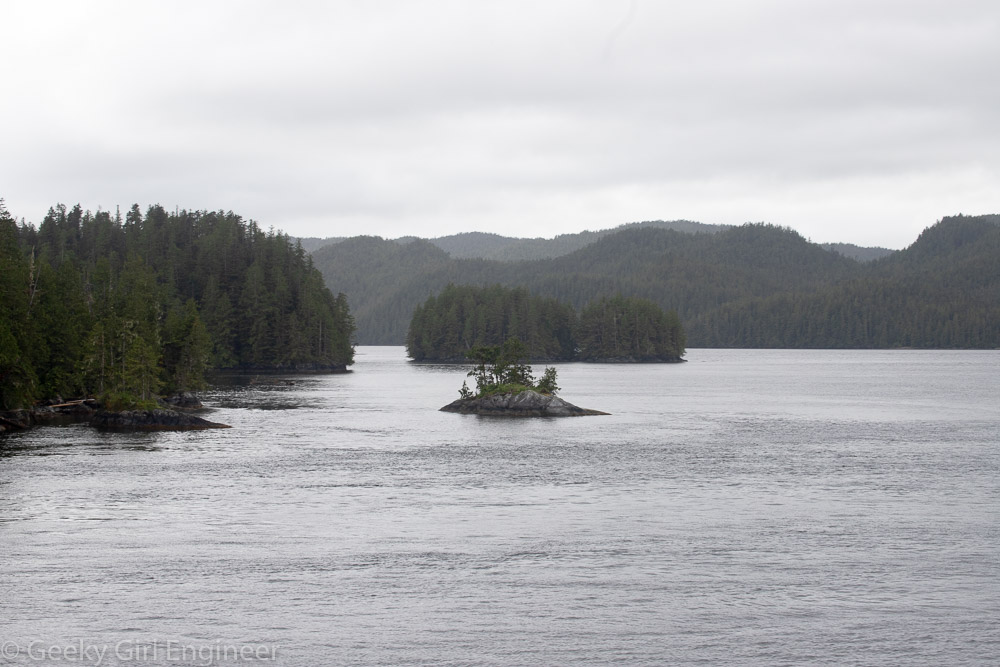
[1,348,998,666]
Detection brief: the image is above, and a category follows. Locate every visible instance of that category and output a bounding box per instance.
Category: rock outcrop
[2,400,100,432]
[440,390,608,417]
[1,396,230,434]
[159,392,205,411]
[30,399,100,425]
[0,410,33,433]
[90,409,230,431]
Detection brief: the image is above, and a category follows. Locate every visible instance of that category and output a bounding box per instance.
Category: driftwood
[46,399,99,409]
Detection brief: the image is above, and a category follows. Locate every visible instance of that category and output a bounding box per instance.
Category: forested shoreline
[0,200,355,411]
[3,199,996,418]
[406,284,685,362]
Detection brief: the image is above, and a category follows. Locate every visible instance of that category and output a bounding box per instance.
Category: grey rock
[440,390,608,417]
[31,399,99,425]
[159,392,204,411]
[91,409,230,431]
[0,410,33,433]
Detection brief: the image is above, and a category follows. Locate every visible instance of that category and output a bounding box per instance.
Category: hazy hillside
[428,220,729,261]
[313,214,997,349]
[686,215,1000,348]
[302,220,892,264]
[821,242,895,262]
[296,236,345,253]
[300,219,729,261]
[315,223,860,345]
[311,237,456,344]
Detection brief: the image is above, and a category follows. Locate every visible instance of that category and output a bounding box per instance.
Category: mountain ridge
[310,215,996,348]
[301,219,892,263]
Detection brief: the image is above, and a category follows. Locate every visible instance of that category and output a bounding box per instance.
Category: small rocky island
[441,389,607,417]
[439,338,608,417]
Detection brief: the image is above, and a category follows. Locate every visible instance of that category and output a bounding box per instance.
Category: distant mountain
[296,236,345,253]
[312,214,997,349]
[427,231,526,259]
[301,220,894,264]
[686,215,1000,348]
[311,237,455,344]
[299,219,727,261]
[315,222,858,345]
[427,220,728,261]
[820,242,895,262]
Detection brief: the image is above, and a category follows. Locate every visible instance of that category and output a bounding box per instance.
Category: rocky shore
[90,409,230,431]
[440,389,608,417]
[0,395,229,433]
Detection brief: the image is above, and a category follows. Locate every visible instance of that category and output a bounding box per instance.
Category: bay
[1,347,998,666]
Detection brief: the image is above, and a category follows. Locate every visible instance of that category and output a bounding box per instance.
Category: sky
[3,1,998,249]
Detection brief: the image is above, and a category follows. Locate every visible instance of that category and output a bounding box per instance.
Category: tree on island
[460,337,560,399]
[442,336,605,416]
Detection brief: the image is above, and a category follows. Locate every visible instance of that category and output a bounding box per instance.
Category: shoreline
[0,395,229,434]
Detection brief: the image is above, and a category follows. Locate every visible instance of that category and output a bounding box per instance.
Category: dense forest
[314,215,998,349]
[686,215,1000,348]
[576,295,685,361]
[0,200,355,410]
[406,285,685,362]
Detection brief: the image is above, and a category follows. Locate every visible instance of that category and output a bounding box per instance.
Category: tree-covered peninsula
[0,200,355,412]
[406,284,685,362]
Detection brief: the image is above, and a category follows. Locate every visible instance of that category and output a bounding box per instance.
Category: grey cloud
[2,0,997,248]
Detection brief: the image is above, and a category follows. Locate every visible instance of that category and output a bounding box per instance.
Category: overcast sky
[4,1,997,248]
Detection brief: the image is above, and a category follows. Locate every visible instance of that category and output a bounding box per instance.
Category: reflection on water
[1,347,998,666]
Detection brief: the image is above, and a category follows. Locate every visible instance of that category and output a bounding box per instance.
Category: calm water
[1,347,998,666]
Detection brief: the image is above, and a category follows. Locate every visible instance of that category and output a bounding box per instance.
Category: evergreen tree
[162,299,211,392]
[0,200,37,408]
[462,338,559,397]
[576,295,685,361]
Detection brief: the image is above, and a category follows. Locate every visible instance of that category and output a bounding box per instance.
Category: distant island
[0,200,356,427]
[408,285,685,363]
[439,339,608,417]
